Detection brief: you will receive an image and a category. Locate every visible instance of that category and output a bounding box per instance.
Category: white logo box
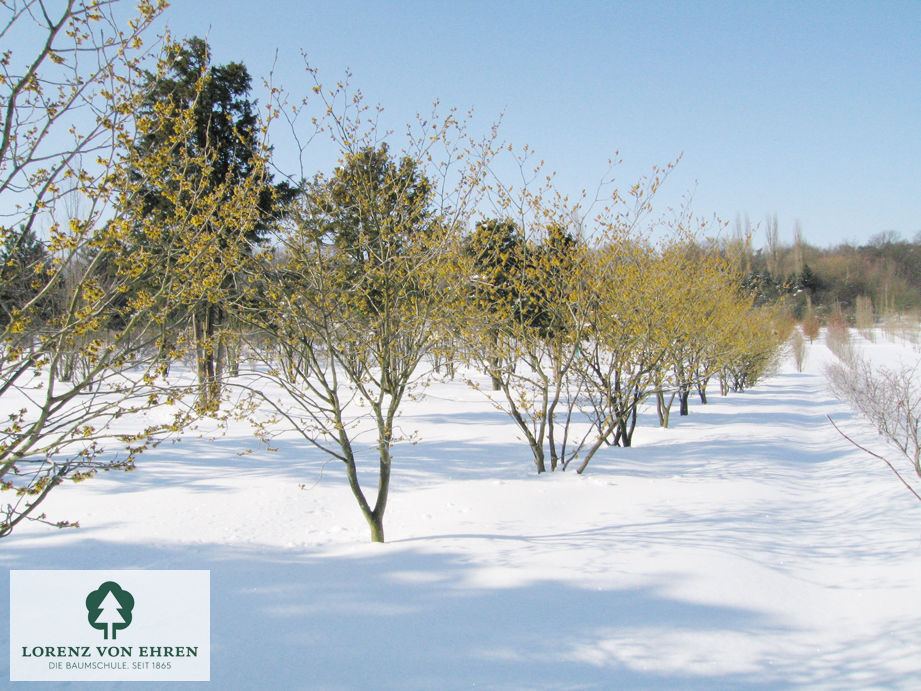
[10,570,209,682]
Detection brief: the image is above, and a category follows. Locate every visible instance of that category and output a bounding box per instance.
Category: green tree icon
[86,582,135,640]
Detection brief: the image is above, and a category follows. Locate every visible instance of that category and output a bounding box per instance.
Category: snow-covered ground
[3,332,921,689]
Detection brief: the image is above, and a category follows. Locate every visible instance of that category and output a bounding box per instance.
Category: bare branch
[827,415,921,504]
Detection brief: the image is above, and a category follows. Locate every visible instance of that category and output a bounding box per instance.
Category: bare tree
[0,2,265,536]
[764,213,780,278]
[790,328,807,373]
[461,214,592,474]
[792,220,805,277]
[826,354,921,503]
[0,0,172,535]
[232,76,497,542]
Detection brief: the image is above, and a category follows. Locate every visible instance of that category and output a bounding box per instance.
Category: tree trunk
[488,329,502,390]
[370,440,392,543]
[342,439,389,543]
[367,513,385,543]
[617,418,631,447]
[489,356,502,391]
[656,390,674,428]
[547,400,559,472]
[697,381,708,404]
[532,442,546,473]
[193,303,223,411]
[226,334,239,377]
[156,330,172,376]
[215,331,226,387]
[623,399,639,447]
[502,381,546,473]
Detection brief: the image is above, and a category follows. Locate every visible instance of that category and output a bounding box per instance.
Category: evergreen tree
[133,37,269,230]
[310,143,433,256]
[466,219,525,389]
[302,143,437,321]
[523,223,578,337]
[0,226,50,327]
[467,218,524,303]
[126,37,290,409]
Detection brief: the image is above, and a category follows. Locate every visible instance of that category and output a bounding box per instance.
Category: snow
[3,332,921,688]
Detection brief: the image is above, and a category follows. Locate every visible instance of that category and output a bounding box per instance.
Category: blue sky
[158,0,921,248]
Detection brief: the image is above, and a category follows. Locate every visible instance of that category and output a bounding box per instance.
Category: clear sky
[157,0,921,249]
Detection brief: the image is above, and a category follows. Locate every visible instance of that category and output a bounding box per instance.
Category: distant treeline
[739,226,921,319]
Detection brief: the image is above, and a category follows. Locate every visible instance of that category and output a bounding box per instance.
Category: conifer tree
[126,36,289,409]
[0,0,221,536]
[461,199,591,474]
[466,218,525,390]
[0,226,50,327]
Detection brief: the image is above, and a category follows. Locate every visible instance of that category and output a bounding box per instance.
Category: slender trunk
[697,379,708,404]
[370,436,392,543]
[531,439,546,473]
[574,410,621,473]
[367,513,385,543]
[623,399,638,447]
[547,441,558,471]
[679,386,690,416]
[498,376,546,473]
[215,331,226,386]
[156,330,172,376]
[226,333,239,377]
[489,355,502,391]
[733,372,744,393]
[617,418,628,447]
[575,436,605,474]
[656,390,675,428]
[488,328,502,390]
[334,399,390,543]
[342,445,377,543]
[193,304,223,410]
[547,389,560,472]
[192,311,205,402]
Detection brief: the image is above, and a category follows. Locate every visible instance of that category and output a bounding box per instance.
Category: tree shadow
[2,364,920,687]
[1,538,792,690]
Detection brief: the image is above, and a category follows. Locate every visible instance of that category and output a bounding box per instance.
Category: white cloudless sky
[158,0,921,248]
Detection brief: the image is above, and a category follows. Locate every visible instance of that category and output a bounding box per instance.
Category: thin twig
[827,415,921,504]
